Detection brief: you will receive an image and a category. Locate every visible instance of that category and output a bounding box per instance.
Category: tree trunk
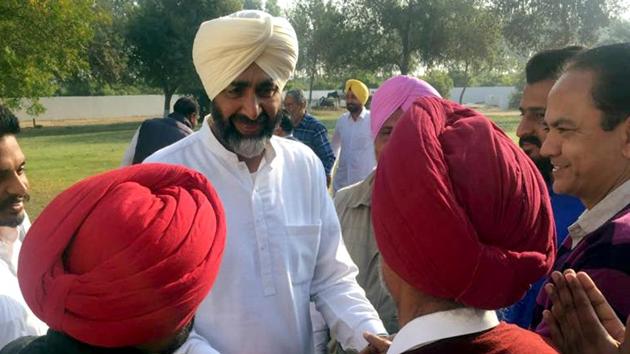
[308,68,315,108]
[399,0,415,75]
[458,62,470,104]
[163,88,174,117]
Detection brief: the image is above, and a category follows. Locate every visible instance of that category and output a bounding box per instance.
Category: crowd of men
[0,8,628,354]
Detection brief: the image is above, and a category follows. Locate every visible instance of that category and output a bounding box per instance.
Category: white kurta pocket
[286,224,321,285]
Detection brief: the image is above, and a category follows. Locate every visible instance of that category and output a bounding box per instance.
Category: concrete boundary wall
[449,86,516,110]
[14,95,182,121]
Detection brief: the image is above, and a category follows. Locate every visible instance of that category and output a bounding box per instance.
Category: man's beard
[519,136,552,184]
[346,102,362,115]
[211,105,280,159]
[0,193,29,227]
[154,319,194,354]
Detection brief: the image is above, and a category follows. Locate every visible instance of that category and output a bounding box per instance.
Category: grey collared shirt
[334,171,399,334]
[568,179,630,249]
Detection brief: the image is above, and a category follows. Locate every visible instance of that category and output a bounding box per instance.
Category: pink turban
[370,75,441,139]
[19,164,226,347]
[372,97,555,309]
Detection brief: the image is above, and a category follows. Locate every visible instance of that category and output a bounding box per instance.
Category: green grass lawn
[19,108,520,220]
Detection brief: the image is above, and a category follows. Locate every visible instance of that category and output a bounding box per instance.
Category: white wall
[14,95,182,121]
[449,86,516,110]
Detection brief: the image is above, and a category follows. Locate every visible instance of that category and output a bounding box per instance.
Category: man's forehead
[0,137,24,169]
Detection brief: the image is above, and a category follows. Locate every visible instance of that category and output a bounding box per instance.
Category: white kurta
[146,120,385,354]
[0,215,47,349]
[331,108,376,193]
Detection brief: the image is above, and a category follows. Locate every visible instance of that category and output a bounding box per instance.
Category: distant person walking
[332,79,375,193]
[121,96,199,165]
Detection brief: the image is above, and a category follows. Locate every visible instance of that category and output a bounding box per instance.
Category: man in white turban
[146,10,386,354]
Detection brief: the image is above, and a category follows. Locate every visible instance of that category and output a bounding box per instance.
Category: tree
[265,0,283,16]
[597,19,630,45]
[443,4,503,103]
[288,0,346,105]
[340,0,502,76]
[126,0,241,116]
[493,0,621,53]
[0,0,97,114]
[57,0,136,96]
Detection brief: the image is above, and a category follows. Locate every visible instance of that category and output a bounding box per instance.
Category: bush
[422,70,454,98]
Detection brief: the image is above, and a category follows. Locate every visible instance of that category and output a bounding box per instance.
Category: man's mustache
[0,194,29,210]
[518,135,542,148]
[231,113,267,126]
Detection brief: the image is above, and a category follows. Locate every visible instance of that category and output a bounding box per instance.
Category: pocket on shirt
[286,223,321,286]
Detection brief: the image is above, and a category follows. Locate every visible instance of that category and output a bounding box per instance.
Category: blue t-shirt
[499,185,584,328]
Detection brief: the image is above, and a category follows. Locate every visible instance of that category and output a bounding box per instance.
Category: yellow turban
[345,79,370,105]
[192,10,299,100]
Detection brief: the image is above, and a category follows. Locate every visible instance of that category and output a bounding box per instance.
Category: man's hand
[358,332,392,354]
[543,269,627,354]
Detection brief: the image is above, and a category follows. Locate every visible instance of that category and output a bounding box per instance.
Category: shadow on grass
[20,121,141,138]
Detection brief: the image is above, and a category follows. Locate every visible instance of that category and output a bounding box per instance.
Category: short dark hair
[526,46,585,84]
[0,105,21,137]
[565,42,630,131]
[285,89,307,105]
[279,110,294,134]
[173,97,199,117]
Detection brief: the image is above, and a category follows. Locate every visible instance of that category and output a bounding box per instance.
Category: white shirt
[568,179,630,249]
[332,108,376,193]
[146,119,385,354]
[0,215,48,349]
[388,308,500,354]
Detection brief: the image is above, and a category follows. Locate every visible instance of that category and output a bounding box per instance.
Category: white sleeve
[310,162,386,352]
[0,296,41,349]
[331,119,342,158]
[120,128,141,167]
[173,329,221,354]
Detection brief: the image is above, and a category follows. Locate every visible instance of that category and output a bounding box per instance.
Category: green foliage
[56,0,137,96]
[444,4,503,92]
[265,0,283,16]
[0,0,97,111]
[126,0,241,110]
[422,70,454,97]
[597,19,630,45]
[243,0,262,10]
[494,0,620,53]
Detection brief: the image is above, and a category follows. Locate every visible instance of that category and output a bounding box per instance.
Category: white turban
[192,10,299,100]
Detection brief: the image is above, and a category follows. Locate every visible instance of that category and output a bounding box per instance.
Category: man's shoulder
[335,177,369,207]
[144,131,201,163]
[410,323,555,354]
[272,136,318,161]
[303,114,327,130]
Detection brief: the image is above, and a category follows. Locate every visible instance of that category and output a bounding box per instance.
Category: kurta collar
[387,308,499,354]
[568,179,630,248]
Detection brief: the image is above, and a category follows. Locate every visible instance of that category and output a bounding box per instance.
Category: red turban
[372,97,555,309]
[18,163,226,347]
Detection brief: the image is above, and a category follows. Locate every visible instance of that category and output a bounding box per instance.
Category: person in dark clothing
[121,97,199,165]
[284,89,335,185]
[273,110,297,140]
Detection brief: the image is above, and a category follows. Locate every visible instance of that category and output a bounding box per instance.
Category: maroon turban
[18,163,226,347]
[372,97,555,309]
